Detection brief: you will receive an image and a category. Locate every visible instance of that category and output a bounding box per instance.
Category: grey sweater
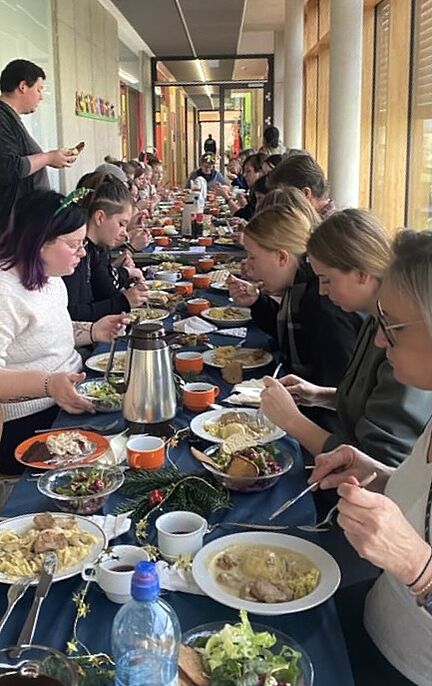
[323,316,432,467]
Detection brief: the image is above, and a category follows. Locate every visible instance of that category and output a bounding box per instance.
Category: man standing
[0,59,77,231]
[203,133,216,155]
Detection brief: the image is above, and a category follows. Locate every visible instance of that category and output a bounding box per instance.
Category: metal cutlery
[256,362,283,428]
[270,471,378,523]
[11,551,57,656]
[0,578,31,635]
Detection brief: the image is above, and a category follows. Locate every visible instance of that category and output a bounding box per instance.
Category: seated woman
[0,190,127,474]
[261,210,432,467]
[228,198,362,430]
[305,230,432,685]
[63,173,148,321]
[215,153,266,221]
[262,154,283,175]
[226,157,248,190]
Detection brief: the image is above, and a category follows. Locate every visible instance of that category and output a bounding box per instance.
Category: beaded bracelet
[412,574,432,600]
[407,548,432,589]
[43,374,51,398]
[89,322,96,344]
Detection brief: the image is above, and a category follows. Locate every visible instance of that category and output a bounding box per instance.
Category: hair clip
[53,187,94,217]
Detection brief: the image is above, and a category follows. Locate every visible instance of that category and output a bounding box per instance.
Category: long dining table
[0,268,356,686]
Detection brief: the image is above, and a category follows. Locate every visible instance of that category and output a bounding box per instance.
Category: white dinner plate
[202,348,273,370]
[201,307,251,327]
[192,531,341,615]
[210,282,229,292]
[0,513,107,585]
[190,407,285,444]
[143,280,176,292]
[130,307,170,322]
[86,351,126,375]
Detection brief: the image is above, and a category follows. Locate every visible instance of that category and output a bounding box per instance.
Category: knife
[268,480,320,521]
[11,551,57,655]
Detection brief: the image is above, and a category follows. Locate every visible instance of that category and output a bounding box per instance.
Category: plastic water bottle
[112,561,181,686]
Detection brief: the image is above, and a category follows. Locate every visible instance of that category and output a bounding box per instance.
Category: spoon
[190,446,223,471]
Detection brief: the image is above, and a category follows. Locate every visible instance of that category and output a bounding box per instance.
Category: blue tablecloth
[0,288,355,686]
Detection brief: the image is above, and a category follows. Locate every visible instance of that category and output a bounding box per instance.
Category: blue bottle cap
[131,560,160,601]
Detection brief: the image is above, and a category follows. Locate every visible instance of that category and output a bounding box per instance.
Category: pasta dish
[0,513,98,578]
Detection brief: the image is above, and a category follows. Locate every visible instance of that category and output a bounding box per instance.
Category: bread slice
[226,454,259,477]
[178,645,209,686]
[221,433,257,455]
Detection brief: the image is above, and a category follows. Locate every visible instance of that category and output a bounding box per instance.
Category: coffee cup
[198,236,213,247]
[175,351,204,374]
[155,510,207,562]
[151,227,164,237]
[155,236,171,247]
[82,544,149,603]
[183,382,220,411]
[181,265,196,279]
[159,270,181,282]
[175,281,193,296]
[192,274,211,289]
[127,435,165,469]
[197,257,214,272]
[186,298,210,315]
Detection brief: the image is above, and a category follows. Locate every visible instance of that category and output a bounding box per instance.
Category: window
[371,0,390,219]
[408,0,432,229]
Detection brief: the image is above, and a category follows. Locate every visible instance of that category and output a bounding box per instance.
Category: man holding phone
[0,59,78,232]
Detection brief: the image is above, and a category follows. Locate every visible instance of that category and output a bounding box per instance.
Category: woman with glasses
[63,173,148,322]
[261,209,432,467]
[305,230,432,685]
[0,190,127,474]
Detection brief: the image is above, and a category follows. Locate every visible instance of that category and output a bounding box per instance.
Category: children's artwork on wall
[75,91,118,122]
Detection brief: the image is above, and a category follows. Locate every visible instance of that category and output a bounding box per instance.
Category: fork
[0,578,32,635]
[256,362,283,428]
[297,472,377,532]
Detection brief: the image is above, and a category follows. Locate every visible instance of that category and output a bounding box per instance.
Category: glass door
[220,85,264,170]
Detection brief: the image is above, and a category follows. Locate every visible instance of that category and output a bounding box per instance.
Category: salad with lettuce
[189,610,303,686]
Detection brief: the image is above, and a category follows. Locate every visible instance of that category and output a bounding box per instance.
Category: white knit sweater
[0,268,82,421]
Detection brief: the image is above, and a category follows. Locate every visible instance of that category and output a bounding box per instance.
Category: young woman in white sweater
[0,189,128,473]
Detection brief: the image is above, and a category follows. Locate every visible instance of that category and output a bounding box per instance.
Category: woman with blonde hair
[257,186,321,226]
[261,209,432,466]
[228,206,362,429]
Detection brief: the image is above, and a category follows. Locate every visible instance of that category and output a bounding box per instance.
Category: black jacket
[0,101,49,232]
[251,256,362,387]
[63,239,131,321]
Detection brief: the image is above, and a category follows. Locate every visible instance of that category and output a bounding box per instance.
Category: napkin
[216,327,247,338]
[173,316,217,334]
[99,431,128,466]
[155,560,205,595]
[226,378,264,406]
[88,513,132,540]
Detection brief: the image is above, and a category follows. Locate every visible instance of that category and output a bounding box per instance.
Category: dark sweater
[63,239,131,321]
[251,256,362,387]
[0,101,49,232]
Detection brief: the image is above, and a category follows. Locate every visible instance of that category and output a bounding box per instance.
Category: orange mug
[175,351,204,374]
[192,274,211,289]
[175,281,193,296]
[181,265,196,279]
[197,258,214,272]
[151,227,164,237]
[198,236,213,247]
[183,382,220,411]
[155,236,171,246]
[127,435,165,469]
[187,298,210,315]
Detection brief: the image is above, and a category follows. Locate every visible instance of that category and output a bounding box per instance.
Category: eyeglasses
[376,299,423,347]
[57,237,88,252]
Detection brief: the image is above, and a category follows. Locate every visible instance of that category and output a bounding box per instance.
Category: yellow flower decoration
[66,639,79,654]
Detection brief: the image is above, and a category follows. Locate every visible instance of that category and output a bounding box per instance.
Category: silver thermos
[106,322,176,432]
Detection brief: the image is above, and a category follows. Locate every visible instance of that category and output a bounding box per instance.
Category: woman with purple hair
[0,189,128,474]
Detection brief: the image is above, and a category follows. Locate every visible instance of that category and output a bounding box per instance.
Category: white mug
[81,544,149,603]
[155,510,208,562]
[158,270,181,282]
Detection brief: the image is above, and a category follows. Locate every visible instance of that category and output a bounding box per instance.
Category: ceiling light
[119,69,139,85]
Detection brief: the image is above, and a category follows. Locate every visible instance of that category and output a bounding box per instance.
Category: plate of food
[209,281,229,292]
[190,408,285,445]
[86,351,127,375]
[130,307,170,322]
[192,436,293,492]
[202,346,272,370]
[214,237,236,246]
[15,429,109,470]
[192,531,340,615]
[0,512,107,584]
[201,307,251,327]
[180,612,313,686]
[76,379,122,412]
[143,280,176,292]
